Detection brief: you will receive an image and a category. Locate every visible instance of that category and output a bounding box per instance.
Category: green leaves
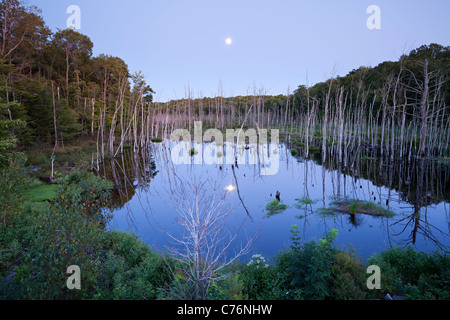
[279,227,340,300]
[240,226,344,301]
[0,90,27,166]
[0,153,28,226]
[17,171,114,299]
[265,199,288,217]
[367,247,450,300]
[241,254,285,300]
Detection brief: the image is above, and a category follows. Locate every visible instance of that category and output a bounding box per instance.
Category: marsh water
[99,139,449,262]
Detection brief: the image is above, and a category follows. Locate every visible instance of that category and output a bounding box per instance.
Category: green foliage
[330,250,367,300]
[290,136,304,147]
[0,201,45,282]
[9,170,173,300]
[265,199,288,216]
[274,228,339,300]
[0,153,29,227]
[56,101,82,142]
[94,231,169,300]
[54,170,114,219]
[316,206,338,217]
[0,90,26,164]
[308,145,320,153]
[241,228,377,301]
[3,185,448,302]
[219,273,247,300]
[240,254,287,300]
[334,200,395,217]
[295,197,317,209]
[348,201,358,214]
[16,171,113,299]
[367,247,450,300]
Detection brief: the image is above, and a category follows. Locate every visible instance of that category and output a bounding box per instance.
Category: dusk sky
[29,0,450,102]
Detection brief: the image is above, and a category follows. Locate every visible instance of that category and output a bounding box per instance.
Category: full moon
[225,38,232,45]
[225,184,235,192]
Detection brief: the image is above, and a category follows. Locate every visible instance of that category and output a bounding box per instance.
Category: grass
[25,138,102,181]
[316,206,338,217]
[295,197,317,209]
[265,199,288,217]
[331,199,395,217]
[23,180,56,204]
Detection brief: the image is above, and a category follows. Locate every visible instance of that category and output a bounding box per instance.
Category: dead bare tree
[322,79,333,163]
[161,173,257,300]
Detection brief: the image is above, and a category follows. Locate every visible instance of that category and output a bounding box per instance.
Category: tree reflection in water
[98,139,449,257]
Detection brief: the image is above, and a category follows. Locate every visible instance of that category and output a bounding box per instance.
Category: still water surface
[103,140,449,262]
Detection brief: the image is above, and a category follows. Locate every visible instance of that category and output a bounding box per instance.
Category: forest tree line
[0,0,449,164]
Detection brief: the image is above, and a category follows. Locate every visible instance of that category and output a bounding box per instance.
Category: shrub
[367,247,450,300]
[0,153,29,227]
[0,154,30,281]
[275,227,339,300]
[219,273,247,300]
[95,231,169,300]
[241,254,286,300]
[16,171,114,299]
[330,250,367,300]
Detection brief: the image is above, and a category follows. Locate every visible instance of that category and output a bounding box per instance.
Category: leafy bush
[241,254,287,300]
[94,231,169,300]
[0,202,42,282]
[16,171,114,299]
[0,154,30,283]
[240,227,369,301]
[272,227,371,300]
[330,250,367,300]
[0,153,29,227]
[218,273,247,300]
[276,227,339,300]
[2,169,174,300]
[367,247,450,300]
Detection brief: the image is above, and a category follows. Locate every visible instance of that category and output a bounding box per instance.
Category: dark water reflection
[98,140,449,262]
